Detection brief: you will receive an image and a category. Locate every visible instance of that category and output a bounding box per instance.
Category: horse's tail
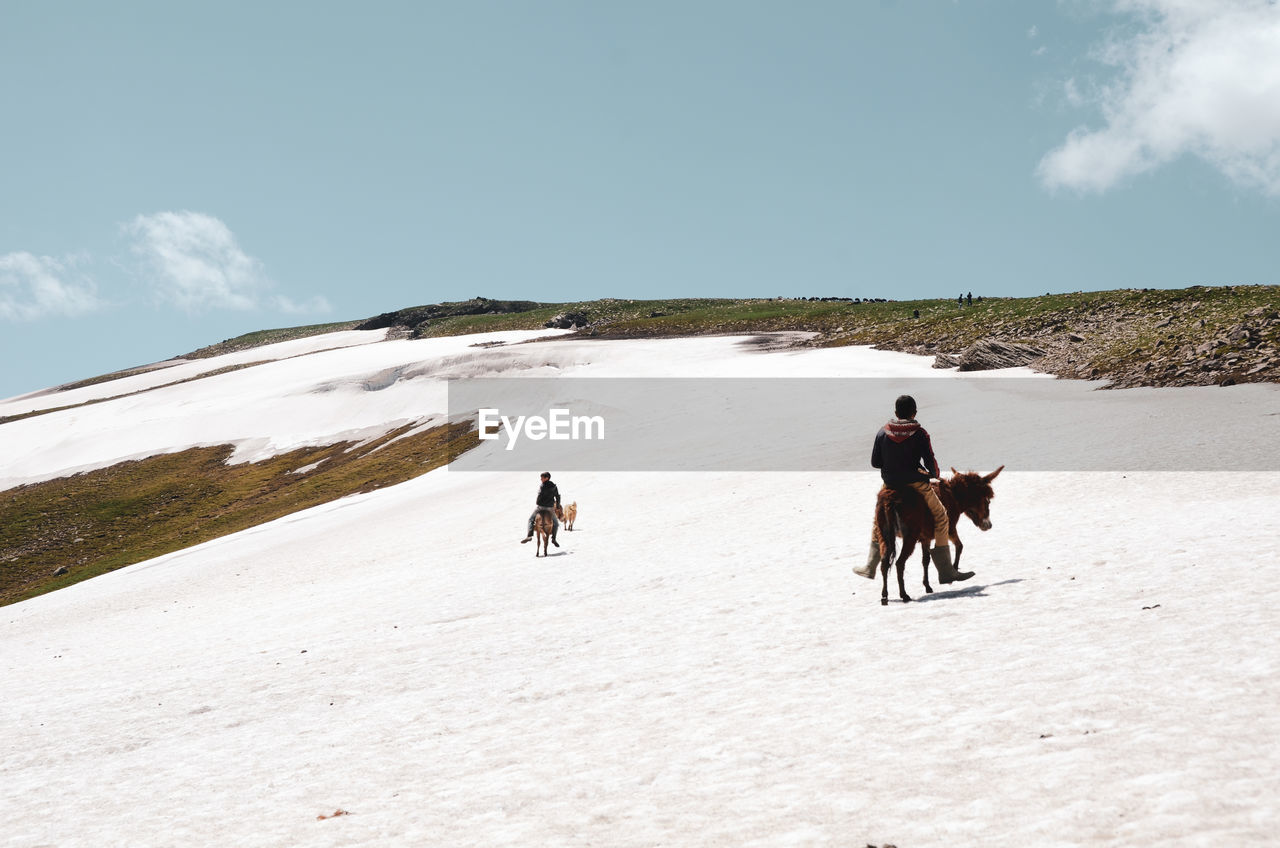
[874,488,897,564]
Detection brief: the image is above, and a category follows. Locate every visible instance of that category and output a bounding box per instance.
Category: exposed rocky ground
[820,287,1280,388]
[914,305,1278,387]
[1027,303,1280,387]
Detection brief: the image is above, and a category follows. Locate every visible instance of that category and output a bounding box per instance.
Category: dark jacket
[871,418,940,486]
[535,480,561,509]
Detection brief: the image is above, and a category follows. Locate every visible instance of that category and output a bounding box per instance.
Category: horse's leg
[896,551,911,604]
[952,533,964,571]
[880,515,901,605]
[921,537,934,594]
[897,538,915,603]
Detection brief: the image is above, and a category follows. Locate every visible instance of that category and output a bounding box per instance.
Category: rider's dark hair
[540,471,551,479]
[894,395,917,419]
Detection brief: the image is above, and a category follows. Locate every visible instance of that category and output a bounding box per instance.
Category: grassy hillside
[0,422,477,606]
[362,286,1280,387]
[181,319,366,359]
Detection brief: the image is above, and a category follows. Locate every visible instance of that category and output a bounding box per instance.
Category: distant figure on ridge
[966,291,973,306]
[521,471,561,548]
[856,394,972,584]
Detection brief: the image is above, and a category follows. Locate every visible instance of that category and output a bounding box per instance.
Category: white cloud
[125,211,269,311]
[273,294,333,315]
[125,211,330,316]
[1039,0,1280,194]
[1064,77,1085,107]
[1028,24,1039,38]
[0,252,102,321]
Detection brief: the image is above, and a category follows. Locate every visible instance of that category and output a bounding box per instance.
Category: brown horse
[872,466,1003,605]
[532,507,557,557]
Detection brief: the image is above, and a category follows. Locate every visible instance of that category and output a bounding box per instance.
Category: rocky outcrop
[954,341,1046,372]
[544,311,590,329]
[357,298,544,332]
[1099,311,1280,388]
[865,288,1280,388]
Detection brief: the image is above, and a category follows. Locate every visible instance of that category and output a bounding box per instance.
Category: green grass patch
[181,319,366,359]
[0,421,478,606]
[410,296,906,340]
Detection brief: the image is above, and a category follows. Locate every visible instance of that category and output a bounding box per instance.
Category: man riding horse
[856,394,974,584]
[521,471,561,547]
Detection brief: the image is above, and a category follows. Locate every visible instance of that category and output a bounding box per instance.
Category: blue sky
[3,0,1279,399]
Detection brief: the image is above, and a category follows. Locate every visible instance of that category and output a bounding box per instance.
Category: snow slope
[0,328,569,489]
[3,331,1279,847]
[0,329,392,415]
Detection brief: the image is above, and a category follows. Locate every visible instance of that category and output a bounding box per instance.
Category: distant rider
[521,471,561,547]
[857,394,973,584]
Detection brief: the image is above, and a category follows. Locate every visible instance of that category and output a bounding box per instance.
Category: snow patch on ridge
[0,328,574,490]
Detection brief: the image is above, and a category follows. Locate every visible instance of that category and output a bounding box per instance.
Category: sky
[3,0,1280,399]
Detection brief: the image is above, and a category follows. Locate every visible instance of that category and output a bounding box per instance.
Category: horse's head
[948,465,1003,531]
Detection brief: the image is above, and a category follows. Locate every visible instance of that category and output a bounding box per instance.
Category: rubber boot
[551,526,560,548]
[853,540,880,579]
[930,545,973,584]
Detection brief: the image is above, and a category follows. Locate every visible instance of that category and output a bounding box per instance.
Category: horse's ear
[950,467,958,477]
[983,465,1005,482]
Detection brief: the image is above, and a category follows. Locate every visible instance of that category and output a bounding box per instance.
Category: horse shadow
[910,577,1023,603]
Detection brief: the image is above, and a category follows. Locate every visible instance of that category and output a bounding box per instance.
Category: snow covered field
[3,330,1279,846]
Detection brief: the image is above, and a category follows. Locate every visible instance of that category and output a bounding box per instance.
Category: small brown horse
[532,507,557,557]
[872,466,1003,605]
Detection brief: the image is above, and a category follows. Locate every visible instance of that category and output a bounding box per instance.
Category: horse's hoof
[925,586,934,594]
[901,596,912,603]
[880,598,889,606]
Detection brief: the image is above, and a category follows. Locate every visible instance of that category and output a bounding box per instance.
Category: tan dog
[564,501,577,531]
